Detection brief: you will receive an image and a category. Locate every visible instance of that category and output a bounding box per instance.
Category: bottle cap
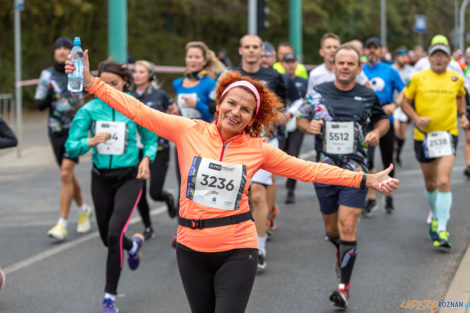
[73,37,81,46]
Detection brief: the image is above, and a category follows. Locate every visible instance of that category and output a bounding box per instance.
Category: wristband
[360,174,367,190]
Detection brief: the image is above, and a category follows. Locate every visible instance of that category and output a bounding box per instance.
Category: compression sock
[436,191,452,232]
[424,189,437,217]
[57,218,67,228]
[396,138,405,156]
[327,236,341,270]
[258,236,267,255]
[339,240,357,285]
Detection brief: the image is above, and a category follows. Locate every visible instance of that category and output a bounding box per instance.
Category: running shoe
[102,298,118,313]
[428,219,438,241]
[267,205,278,232]
[434,231,451,249]
[426,211,433,224]
[166,193,177,219]
[127,233,144,270]
[257,250,266,273]
[384,196,394,214]
[47,223,67,241]
[76,205,92,233]
[464,166,470,178]
[143,227,155,241]
[363,199,377,216]
[285,189,295,204]
[329,283,350,309]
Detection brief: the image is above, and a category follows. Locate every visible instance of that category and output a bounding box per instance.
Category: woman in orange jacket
[67,51,399,313]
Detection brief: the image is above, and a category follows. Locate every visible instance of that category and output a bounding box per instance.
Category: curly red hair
[214,71,283,137]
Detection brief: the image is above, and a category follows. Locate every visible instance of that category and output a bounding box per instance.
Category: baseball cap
[282,53,297,62]
[365,37,382,48]
[431,34,449,46]
[428,44,451,56]
[262,42,275,56]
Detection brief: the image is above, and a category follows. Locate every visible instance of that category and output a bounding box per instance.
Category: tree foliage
[0,0,465,107]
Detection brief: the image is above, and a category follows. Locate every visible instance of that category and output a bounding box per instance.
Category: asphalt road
[1,118,470,313]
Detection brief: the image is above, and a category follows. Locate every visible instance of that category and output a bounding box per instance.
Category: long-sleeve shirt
[0,116,18,149]
[87,79,363,253]
[65,97,157,169]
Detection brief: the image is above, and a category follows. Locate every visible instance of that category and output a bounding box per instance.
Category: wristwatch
[360,174,367,190]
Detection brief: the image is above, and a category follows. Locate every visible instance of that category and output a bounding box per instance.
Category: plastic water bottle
[68,37,84,92]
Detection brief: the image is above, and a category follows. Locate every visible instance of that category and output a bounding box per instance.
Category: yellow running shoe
[47,223,68,241]
[77,205,92,233]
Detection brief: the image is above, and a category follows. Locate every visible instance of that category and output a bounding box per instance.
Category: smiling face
[216,87,257,141]
[100,72,126,92]
[185,47,207,72]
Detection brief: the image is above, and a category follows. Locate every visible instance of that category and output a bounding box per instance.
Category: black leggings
[137,147,172,227]
[91,169,142,295]
[283,129,305,191]
[176,244,258,313]
[367,126,395,177]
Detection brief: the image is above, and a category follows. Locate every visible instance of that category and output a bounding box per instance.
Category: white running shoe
[77,205,92,233]
[47,223,68,241]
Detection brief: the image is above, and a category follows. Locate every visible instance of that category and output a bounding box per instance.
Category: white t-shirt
[307,63,369,93]
[413,57,464,76]
[413,57,467,89]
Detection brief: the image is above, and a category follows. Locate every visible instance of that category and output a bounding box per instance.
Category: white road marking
[3,206,166,275]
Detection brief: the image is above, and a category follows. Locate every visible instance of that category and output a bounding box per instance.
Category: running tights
[176,244,258,313]
[283,129,304,191]
[368,126,395,177]
[138,147,172,227]
[91,170,142,295]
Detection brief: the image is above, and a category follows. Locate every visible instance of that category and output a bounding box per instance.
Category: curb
[440,246,470,313]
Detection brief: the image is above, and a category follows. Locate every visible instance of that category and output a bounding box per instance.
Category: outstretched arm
[261,143,399,194]
[66,50,196,144]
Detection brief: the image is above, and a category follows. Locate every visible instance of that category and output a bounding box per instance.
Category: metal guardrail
[0,94,15,126]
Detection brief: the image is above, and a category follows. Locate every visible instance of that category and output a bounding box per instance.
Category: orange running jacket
[87,79,363,252]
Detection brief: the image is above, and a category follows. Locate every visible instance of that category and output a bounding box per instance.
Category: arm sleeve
[34,70,53,111]
[260,143,362,187]
[138,125,158,162]
[196,78,216,121]
[195,99,212,122]
[87,79,197,144]
[64,108,92,158]
[0,117,18,149]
